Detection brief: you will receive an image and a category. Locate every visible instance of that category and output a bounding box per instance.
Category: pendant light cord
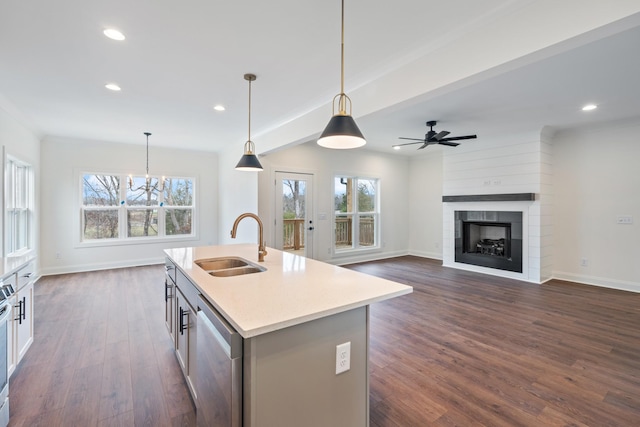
[144,132,151,176]
[337,0,348,114]
[248,77,252,142]
[340,0,345,96]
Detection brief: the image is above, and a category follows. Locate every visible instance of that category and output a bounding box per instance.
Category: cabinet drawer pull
[165,281,173,302]
[179,306,189,335]
[15,299,23,324]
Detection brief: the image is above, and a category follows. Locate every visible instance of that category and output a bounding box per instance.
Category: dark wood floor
[8,256,640,426]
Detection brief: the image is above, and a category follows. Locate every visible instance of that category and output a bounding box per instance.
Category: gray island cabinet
[165,244,412,427]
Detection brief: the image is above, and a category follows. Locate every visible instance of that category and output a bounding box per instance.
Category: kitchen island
[165,244,412,427]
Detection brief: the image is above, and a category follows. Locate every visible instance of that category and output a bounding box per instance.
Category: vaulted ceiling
[1,1,639,157]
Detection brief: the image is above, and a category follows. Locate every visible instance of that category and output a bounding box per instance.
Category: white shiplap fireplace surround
[443,194,538,282]
[440,135,553,284]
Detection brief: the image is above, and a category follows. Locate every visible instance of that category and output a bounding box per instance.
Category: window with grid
[334,176,379,252]
[5,157,33,255]
[81,173,195,242]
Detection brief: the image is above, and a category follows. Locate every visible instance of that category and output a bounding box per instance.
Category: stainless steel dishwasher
[196,295,243,427]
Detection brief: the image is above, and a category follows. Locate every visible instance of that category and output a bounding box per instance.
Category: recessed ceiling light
[103,28,125,41]
[213,105,226,111]
[105,83,121,91]
[393,146,401,150]
[582,103,598,111]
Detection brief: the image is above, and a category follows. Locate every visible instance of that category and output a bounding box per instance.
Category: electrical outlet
[616,215,633,224]
[56,252,61,259]
[336,342,351,375]
[580,258,588,267]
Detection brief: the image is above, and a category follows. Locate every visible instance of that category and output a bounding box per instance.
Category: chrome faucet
[230,213,267,262]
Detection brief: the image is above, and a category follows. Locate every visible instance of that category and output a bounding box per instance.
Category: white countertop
[0,252,36,279]
[165,244,412,338]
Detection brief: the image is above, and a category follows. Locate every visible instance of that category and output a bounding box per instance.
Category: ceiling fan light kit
[394,120,477,150]
[317,0,366,149]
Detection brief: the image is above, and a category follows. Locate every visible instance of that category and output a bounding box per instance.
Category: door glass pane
[282,180,306,253]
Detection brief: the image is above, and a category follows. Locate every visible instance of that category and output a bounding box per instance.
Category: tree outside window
[81,173,195,242]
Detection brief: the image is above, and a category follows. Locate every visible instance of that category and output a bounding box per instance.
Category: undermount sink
[195,257,266,277]
[209,266,264,277]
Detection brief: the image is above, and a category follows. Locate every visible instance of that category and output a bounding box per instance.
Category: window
[81,173,194,243]
[5,157,33,255]
[334,176,379,252]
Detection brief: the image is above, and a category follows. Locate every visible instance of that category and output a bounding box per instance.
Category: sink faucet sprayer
[230,213,267,262]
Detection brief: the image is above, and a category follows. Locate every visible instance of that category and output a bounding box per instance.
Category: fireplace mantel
[442,193,536,203]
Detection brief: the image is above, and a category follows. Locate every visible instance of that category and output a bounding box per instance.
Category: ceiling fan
[394,120,477,150]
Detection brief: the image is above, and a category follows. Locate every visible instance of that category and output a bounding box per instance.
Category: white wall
[0,106,41,262]
[39,136,218,274]
[408,150,443,259]
[552,118,640,292]
[258,142,410,264]
[217,145,260,245]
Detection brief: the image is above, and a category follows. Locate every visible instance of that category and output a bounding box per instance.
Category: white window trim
[332,175,380,256]
[5,155,34,256]
[78,171,198,247]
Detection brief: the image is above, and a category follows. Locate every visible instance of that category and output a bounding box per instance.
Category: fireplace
[455,211,523,273]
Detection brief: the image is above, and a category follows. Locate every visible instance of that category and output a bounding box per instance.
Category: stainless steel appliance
[0,283,15,427]
[196,295,242,427]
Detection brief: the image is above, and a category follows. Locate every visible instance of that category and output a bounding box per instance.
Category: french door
[274,172,314,258]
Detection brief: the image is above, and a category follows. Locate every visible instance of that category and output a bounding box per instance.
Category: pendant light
[128,132,164,192]
[317,0,366,149]
[235,73,263,171]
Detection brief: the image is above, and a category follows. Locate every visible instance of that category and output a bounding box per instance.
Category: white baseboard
[331,250,409,266]
[40,257,164,276]
[407,250,442,260]
[552,271,640,294]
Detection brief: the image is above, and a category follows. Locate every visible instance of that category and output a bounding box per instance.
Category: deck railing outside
[335,216,375,248]
[283,217,375,251]
[283,219,305,250]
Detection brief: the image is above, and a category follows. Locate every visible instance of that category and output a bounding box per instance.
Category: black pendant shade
[235,144,263,171]
[318,114,366,149]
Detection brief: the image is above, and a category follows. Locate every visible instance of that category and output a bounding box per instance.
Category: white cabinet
[1,258,35,378]
[2,274,17,378]
[14,279,33,363]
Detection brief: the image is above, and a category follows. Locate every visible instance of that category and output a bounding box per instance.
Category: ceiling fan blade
[438,141,460,147]
[417,143,430,150]
[439,134,477,142]
[433,130,450,140]
[393,140,425,147]
[398,137,426,141]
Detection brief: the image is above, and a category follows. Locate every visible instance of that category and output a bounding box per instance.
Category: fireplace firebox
[455,211,523,273]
